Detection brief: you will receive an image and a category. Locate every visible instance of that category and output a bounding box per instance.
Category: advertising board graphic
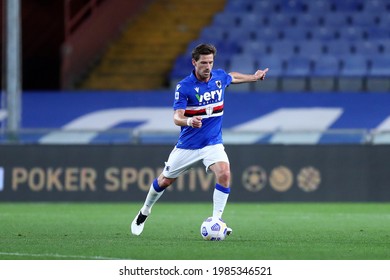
[1,145,389,202]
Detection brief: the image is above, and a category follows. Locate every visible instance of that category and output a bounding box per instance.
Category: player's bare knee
[157,175,175,188]
[217,170,231,187]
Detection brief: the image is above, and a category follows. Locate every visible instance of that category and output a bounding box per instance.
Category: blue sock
[152,178,165,192]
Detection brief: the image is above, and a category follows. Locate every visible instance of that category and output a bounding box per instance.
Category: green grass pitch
[0,202,389,260]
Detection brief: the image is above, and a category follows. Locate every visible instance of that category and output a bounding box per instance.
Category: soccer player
[131,43,269,236]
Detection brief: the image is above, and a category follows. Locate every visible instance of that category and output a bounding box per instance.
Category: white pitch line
[0,252,127,260]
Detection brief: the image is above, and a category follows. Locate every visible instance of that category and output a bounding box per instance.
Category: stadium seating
[282,56,312,91]
[338,55,369,92]
[170,0,390,92]
[309,26,337,41]
[295,13,320,27]
[298,41,325,59]
[269,40,297,59]
[254,55,284,92]
[227,54,256,91]
[310,55,340,91]
[305,0,334,15]
[319,12,350,28]
[367,56,390,91]
[281,27,311,41]
[253,27,282,42]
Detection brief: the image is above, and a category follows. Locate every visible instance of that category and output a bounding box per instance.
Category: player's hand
[191,116,203,128]
[254,68,269,80]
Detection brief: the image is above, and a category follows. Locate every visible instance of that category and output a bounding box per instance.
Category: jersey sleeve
[226,72,233,86]
[173,84,188,110]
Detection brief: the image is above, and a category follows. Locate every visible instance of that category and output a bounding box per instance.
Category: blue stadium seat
[225,26,253,43]
[257,55,284,76]
[378,40,390,54]
[255,55,284,91]
[338,54,368,91]
[213,40,241,56]
[241,41,268,56]
[306,0,334,15]
[297,40,325,58]
[268,40,297,59]
[280,27,311,41]
[352,41,378,55]
[363,0,388,13]
[340,55,368,76]
[366,55,390,91]
[349,13,379,27]
[239,13,267,28]
[378,13,390,30]
[223,0,253,12]
[228,54,256,74]
[310,26,337,41]
[295,13,320,27]
[198,26,226,43]
[253,26,281,41]
[369,56,390,76]
[251,0,280,15]
[170,54,193,80]
[319,12,349,27]
[333,0,363,12]
[213,53,230,70]
[212,12,241,28]
[365,27,390,40]
[324,40,352,56]
[282,56,312,91]
[266,13,295,27]
[228,54,257,91]
[312,55,341,76]
[285,56,312,76]
[279,0,307,13]
[335,26,366,41]
[310,55,340,91]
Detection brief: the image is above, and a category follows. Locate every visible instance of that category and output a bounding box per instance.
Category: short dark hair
[191,43,217,61]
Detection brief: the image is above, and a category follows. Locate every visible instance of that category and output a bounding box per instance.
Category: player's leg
[208,161,231,218]
[131,147,200,236]
[209,161,233,235]
[202,144,231,218]
[203,144,232,235]
[131,174,175,236]
[139,175,174,216]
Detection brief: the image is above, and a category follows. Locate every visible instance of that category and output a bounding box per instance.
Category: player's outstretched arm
[230,68,269,84]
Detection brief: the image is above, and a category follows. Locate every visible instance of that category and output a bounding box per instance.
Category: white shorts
[162,143,229,178]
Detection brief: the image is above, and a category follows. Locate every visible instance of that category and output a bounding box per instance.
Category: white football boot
[131,211,148,236]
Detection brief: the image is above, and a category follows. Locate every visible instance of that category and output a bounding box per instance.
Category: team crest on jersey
[216,80,222,88]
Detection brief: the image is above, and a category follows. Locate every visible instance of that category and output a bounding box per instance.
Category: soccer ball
[200,216,228,241]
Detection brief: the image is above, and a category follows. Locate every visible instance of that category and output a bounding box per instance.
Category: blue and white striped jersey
[173,69,233,149]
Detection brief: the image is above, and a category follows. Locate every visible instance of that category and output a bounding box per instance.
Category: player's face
[193,54,214,82]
